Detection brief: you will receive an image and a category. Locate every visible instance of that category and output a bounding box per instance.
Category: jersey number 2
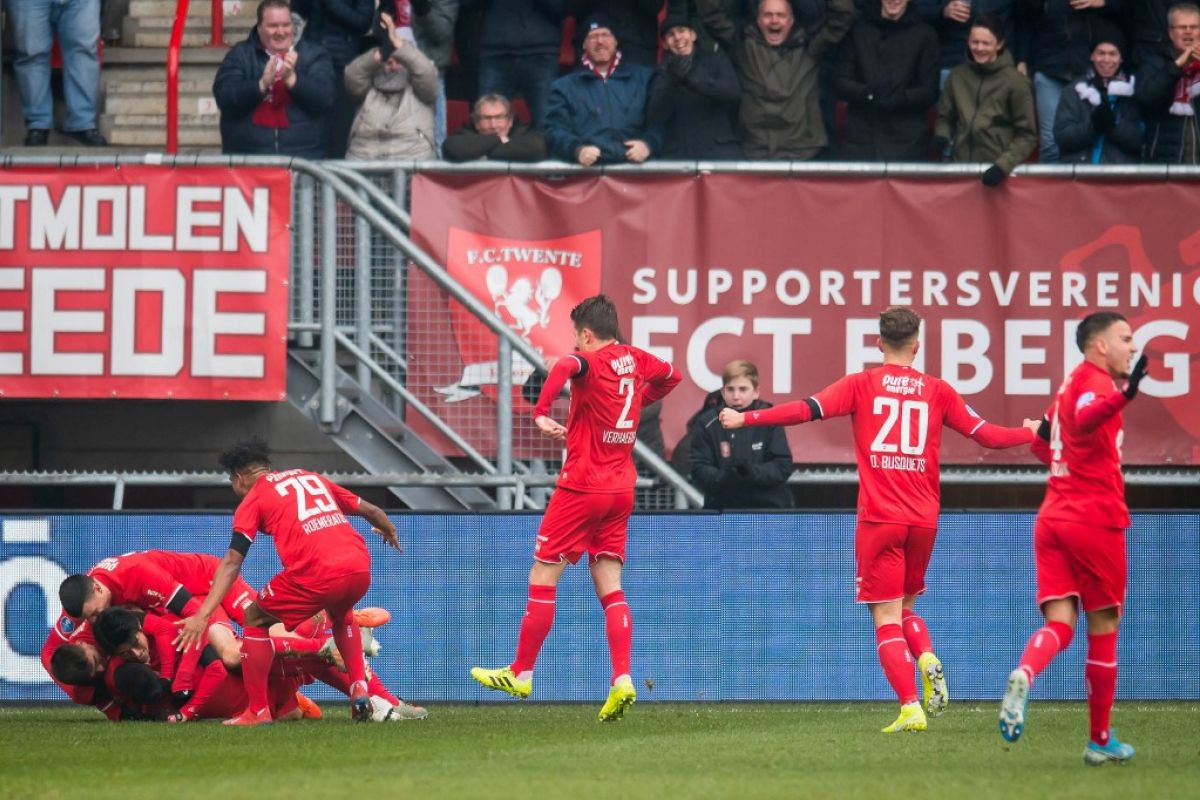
[871,397,929,455]
[615,377,635,429]
[276,476,338,522]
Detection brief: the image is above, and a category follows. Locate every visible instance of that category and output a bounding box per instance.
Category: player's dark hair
[256,0,291,26]
[969,14,1008,51]
[1075,312,1127,353]
[570,295,620,341]
[113,663,167,704]
[93,607,143,655]
[59,574,94,619]
[879,306,921,348]
[50,644,96,686]
[218,437,272,474]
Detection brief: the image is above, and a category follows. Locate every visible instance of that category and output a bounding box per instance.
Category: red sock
[368,672,400,705]
[276,655,330,678]
[510,584,556,674]
[272,636,323,656]
[875,623,918,705]
[1018,621,1075,683]
[601,590,632,683]
[330,610,367,687]
[240,626,274,716]
[315,665,351,695]
[1086,631,1119,745]
[900,609,933,658]
[291,612,326,639]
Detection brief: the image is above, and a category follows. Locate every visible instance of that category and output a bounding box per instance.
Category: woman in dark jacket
[1054,33,1144,164]
[834,0,939,161]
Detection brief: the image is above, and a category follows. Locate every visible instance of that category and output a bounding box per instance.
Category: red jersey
[1032,360,1131,529]
[40,613,121,720]
[746,364,1033,528]
[534,343,680,493]
[87,551,199,616]
[232,469,369,576]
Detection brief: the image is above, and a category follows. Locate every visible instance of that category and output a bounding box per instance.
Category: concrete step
[107,79,216,95]
[127,0,251,17]
[123,13,253,49]
[106,92,218,116]
[98,116,222,148]
[100,46,230,66]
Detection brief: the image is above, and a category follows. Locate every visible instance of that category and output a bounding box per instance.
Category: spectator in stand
[668,1,825,54]
[1137,2,1200,163]
[914,1,1018,87]
[698,0,855,160]
[1054,30,1144,163]
[291,0,374,158]
[568,1,667,66]
[343,11,440,159]
[834,0,939,161]
[6,0,108,146]
[543,14,663,164]
[646,14,743,158]
[1133,1,1175,65]
[1018,0,1130,163]
[214,0,336,158]
[412,1,461,153]
[690,360,793,510]
[444,94,549,159]
[935,15,1036,186]
[474,0,568,131]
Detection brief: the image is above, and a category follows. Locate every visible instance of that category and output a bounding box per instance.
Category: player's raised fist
[719,408,745,429]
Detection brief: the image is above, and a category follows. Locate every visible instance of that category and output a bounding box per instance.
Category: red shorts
[855,521,937,604]
[535,488,634,565]
[257,569,371,630]
[1034,517,1126,612]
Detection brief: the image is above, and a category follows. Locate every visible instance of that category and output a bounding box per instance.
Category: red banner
[411,173,1200,465]
[0,167,291,400]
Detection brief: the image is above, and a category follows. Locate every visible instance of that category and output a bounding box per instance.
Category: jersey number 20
[871,397,929,455]
[276,475,338,522]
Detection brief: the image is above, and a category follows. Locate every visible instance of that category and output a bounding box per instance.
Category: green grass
[1,703,1197,799]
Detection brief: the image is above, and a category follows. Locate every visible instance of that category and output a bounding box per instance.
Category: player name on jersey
[869,454,928,473]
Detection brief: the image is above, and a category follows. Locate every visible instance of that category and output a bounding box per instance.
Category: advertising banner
[0,166,291,400]
[411,174,1200,464]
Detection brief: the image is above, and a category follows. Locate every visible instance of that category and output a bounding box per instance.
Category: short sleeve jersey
[1038,361,1130,529]
[88,552,189,614]
[232,469,369,576]
[557,343,675,493]
[812,364,990,528]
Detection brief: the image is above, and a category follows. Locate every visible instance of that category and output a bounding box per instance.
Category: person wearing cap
[1136,2,1200,163]
[647,14,743,158]
[697,0,855,160]
[568,1,666,66]
[1053,31,1145,164]
[543,13,664,165]
[1017,0,1131,164]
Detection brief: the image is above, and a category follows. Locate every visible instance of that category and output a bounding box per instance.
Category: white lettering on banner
[889,270,912,305]
[0,267,270,378]
[687,317,744,391]
[1005,319,1051,395]
[1134,320,1190,397]
[0,185,270,253]
[820,271,845,305]
[0,555,67,683]
[708,269,734,304]
[464,247,584,267]
[743,270,767,304]
[941,319,993,395]
[922,271,948,306]
[630,316,676,363]
[752,318,811,394]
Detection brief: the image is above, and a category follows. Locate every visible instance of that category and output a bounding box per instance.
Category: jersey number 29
[276,475,338,522]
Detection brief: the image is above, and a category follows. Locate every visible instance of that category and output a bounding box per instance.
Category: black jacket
[1053,73,1144,164]
[834,4,939,161]
[690,399,794,510]
[646,48,742,159]
[1132,1,1172,65]
[213,29,337,158]
[1017,0,1128,82]
[469,0,567,56]
[443,120,548,160]
[1136,49,1200,164]
[914,1,1020,71]
[292,0,374,70]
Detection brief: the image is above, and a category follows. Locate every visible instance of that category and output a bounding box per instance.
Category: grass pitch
[1,702,1197,799]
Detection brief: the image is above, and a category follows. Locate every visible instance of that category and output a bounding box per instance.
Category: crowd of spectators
[204,0,1200,170]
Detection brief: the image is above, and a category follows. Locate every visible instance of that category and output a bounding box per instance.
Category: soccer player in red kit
[999,312,1147,765]
[174,437,401,725]
[471,295,680,721]
[721,307,1038,733]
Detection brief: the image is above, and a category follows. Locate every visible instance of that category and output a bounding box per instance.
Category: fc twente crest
[435,228,602,404]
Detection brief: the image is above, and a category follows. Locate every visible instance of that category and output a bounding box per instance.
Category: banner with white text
[0,167,291,400]
[411,174,1200,465]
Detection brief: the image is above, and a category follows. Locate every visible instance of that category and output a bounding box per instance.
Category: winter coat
[291,0,374,70]
[213,29,337,158]
[1017,0,1128,82]
[834,4,940,161]
[414,0,460,71]
[646,48,743,159]
[542,61,664,162]
[1053,73,1144,164]
[690,399,794,510]
[1132,1,1172,64]
[935,50,1037,173]
[914,0,1019,72]
[568,0,664,66]
[1135,49,1200,164]
[698,0,856,160]
[465,0,566,56]
[443,120,548,160]
[343,44,440,160]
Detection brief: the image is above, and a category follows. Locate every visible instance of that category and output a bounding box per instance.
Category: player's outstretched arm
[726,400,817,429]
[355,499,401,552]
[174,548,244,651]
